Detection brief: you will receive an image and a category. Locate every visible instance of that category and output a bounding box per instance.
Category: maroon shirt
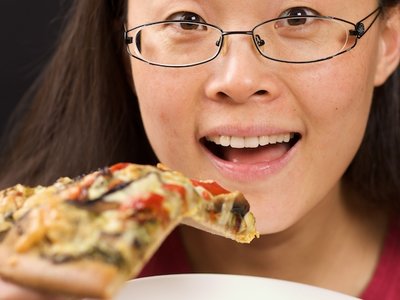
[139,221,400,299]
[138,228,192,277]
[361,219,400,299]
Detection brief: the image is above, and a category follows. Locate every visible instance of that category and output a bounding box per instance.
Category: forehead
[127,0,376,24]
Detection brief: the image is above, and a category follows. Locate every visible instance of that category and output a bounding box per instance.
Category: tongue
[224,143,289,164]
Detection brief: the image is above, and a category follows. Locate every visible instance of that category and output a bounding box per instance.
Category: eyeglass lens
[127,17,357,66]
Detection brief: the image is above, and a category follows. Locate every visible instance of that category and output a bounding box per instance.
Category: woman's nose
[204,34,281,104]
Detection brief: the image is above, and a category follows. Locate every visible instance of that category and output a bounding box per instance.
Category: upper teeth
[206,133,294,149]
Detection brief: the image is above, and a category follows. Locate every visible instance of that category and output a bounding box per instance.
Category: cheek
[297,36,379,133]
[131,63,199,162]
[293,54,374,141]
[305,62,373,183]
[255,57,376,232]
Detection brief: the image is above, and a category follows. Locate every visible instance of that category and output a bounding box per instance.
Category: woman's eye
[281,7,318,18]
[279,7,319,26]
[166,11,208,31]
[168,11,205,23]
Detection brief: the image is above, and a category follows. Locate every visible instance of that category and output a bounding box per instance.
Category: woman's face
[127,0,389,234]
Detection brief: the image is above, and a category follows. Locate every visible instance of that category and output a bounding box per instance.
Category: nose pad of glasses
[255,35,265,47]
[216,37,223,47]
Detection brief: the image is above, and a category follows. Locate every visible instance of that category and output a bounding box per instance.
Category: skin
[129,0,393,234]
[128,0,400,296]
[1,0,399,298]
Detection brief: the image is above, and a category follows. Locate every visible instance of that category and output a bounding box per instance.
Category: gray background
[0,1,69,137]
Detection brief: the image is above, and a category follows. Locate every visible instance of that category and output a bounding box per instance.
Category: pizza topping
[109,162,131,172]
[90,181,132,202]
[190,179,230,196]
[121,193,169,224]
[163,183,186,200]
[14,209,46,253]
[127,193,164,212]
[0,185,44,233]
[230,195,250,218]
[85,174,127,201]
[0,162,259,299]
[101,173,159,204]
[6,170,180,264]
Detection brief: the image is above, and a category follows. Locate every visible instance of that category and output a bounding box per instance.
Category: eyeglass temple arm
[124,31,133,44]
[350,6,382,38]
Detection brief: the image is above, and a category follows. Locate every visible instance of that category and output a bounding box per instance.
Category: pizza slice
[0,177,72,236]
[0,163,258,299]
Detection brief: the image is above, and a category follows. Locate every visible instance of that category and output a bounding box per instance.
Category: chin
[249,204,299,235]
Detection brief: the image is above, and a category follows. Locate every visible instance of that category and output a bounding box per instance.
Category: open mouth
[201,133,301,164]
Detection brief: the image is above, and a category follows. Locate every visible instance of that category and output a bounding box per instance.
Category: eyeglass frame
[124,6,382,67]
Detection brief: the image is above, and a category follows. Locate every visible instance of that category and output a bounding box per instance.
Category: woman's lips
[201,132,300,181]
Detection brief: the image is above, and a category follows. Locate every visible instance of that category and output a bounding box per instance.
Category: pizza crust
[0,220,125,298]
[182,213,258,243]
[0,205,184,298]
[0,244,124,298]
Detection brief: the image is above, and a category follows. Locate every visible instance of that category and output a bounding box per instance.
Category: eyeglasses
[124,7,381,67]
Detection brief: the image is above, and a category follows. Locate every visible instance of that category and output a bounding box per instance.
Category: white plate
[115,273,360,300]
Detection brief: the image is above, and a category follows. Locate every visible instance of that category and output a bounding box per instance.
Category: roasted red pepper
[121,193,169,223]
[109,162,130,172]
[163,183,186,199]
[190,179,230,196]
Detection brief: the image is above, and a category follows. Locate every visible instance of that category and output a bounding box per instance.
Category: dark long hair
[344,0,400,211]
[0,0,399,213]
[0,0,156,187]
